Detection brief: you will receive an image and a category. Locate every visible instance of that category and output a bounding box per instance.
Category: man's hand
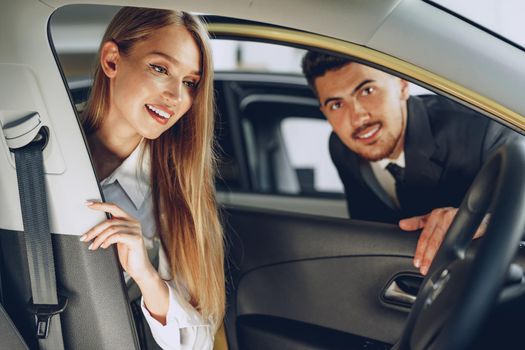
[399,207,488,275]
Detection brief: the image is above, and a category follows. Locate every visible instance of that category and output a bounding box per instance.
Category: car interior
[2,2,525,350]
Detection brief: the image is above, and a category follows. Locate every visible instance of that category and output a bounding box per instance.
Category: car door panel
[223,206,420,349]
[223,204,525,350]
[238,257,411,341]
[237,315,391,350]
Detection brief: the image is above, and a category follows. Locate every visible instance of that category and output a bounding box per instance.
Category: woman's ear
[100,41,120,78]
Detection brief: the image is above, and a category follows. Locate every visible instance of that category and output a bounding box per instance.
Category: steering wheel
[394,141,525,350]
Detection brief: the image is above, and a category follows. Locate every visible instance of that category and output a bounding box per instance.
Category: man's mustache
[352,122,382,139]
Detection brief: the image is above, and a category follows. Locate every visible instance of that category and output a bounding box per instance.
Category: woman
[78,7,224,349]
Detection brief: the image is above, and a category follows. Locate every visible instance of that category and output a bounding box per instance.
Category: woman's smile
[145,104,172,125]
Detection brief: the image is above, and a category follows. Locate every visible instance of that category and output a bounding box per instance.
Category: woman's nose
[162,81,183,105]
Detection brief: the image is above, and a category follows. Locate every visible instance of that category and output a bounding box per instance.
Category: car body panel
[41,0,525,124]
[0,0,104,234]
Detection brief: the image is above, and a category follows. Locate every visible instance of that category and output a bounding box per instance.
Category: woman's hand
[81,201,156,283]
[82,201,170,323]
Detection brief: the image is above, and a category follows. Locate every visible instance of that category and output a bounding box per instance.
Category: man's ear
[399,79,410,101]
[100,41,120,78]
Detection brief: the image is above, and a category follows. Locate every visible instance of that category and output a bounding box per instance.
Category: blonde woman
[78,7,224,349]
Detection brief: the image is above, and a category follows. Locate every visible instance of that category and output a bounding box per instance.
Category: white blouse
[99,142,213,350]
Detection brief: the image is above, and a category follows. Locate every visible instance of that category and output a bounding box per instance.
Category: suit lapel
[359,159,399,211]
[403,96,444,188]
[333,136,399,212]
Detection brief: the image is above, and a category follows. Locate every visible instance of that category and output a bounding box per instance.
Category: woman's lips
[353,123,382,143]
[145,104,172,125]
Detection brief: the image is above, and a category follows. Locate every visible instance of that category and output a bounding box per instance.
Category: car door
[205,17,525,350]
[211,39,419,350]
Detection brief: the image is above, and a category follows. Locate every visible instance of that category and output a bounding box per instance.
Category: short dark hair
[301,51,352,94]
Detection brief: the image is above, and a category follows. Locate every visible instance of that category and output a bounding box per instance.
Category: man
[301,52,518,274]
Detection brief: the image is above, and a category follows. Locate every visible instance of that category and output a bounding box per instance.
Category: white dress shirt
[369,152,406,208]
[99,142,214,350]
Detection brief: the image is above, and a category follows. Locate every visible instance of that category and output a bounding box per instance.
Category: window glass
[212,40,305,73]
[211,38,440,199]
[428,0,525,49]
[281,118,343,194]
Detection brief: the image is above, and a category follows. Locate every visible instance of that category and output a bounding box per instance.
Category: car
[1,1,525,350]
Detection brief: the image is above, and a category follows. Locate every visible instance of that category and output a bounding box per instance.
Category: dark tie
[386,163,405,183]
[386,162,406,209]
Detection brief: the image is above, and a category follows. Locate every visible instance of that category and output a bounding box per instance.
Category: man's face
[315,63,409,161]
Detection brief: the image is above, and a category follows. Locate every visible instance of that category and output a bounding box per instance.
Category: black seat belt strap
[7,114,67,350]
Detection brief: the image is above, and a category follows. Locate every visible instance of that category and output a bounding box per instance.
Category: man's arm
[399,208,488,275]
[400,121,517,275]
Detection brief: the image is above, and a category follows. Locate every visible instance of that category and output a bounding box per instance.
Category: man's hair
[301,51,352,94]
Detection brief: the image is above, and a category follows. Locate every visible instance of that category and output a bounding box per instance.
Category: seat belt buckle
[27,295,68,339]
[3,112,48,150]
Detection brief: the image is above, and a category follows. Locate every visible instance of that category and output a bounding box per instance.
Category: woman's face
[101,24,202,140]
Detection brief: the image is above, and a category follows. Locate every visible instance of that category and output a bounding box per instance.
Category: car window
[210,38,525,224]
[212,39,436,200]
[49,9,524,221]
[281,117,343,194]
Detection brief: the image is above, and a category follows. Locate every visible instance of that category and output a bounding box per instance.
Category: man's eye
[149,64,168,75]
[361,86,375,96]
[329,102,342,111]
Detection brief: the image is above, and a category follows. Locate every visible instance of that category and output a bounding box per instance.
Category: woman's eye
[149,64,168,75]
[329,101,342,111]
[361,86,375,96]
[183,80,197,88]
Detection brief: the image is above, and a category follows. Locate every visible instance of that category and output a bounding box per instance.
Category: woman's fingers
[88,225,139,250]
[86,201,133,220]
[80,218,139,242]
[99,232,143,249]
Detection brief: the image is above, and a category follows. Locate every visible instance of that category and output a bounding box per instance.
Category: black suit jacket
[330,95,519,224]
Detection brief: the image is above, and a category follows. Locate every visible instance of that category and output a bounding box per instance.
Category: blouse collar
[100,141,150,210]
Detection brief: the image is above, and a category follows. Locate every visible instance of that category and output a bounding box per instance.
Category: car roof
[41,0,525,122]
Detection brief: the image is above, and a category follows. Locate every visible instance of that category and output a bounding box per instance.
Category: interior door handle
[382,274,423,308]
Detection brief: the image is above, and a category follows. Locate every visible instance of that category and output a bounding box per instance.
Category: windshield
[427,0,525,50]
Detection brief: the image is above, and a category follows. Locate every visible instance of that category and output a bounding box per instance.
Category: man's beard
[358,133,400,161]
[357,108,406,161]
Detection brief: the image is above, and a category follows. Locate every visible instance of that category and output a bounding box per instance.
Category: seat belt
[4,113,67,350]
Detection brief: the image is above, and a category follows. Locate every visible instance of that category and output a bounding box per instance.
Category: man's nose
[349,100,369,127]
[163,80,183,105]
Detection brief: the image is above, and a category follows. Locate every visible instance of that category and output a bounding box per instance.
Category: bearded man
[302,52,518,274]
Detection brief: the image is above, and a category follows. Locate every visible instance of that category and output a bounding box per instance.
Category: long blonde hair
[83,7,224,327]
